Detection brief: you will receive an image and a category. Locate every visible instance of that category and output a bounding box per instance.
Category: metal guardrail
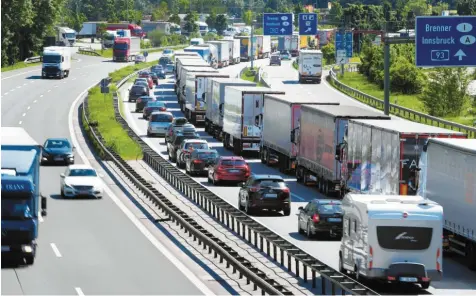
[106,70,379,294]
[259,67,271,87]
[24,56,42,64]
[82,70,291,296]
[328,67,476,138]
[78,46,101,56]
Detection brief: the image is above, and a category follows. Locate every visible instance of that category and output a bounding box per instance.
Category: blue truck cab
[2,127,47,265]
[184,46,211,64]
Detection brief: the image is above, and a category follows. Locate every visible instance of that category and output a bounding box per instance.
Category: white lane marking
[10,89,15,92]
[54,85,59,87]
[38,212,43,223]
[33,100,37,103]
[50,243,62,257]
[69,85,216,296]
[4,92,8,95]
[1,69,40,81]
[18,121,22,125]
[16,86,21,89]
[23,83,27,86]
[72,78,76,81]
[75,287,84,296]
[27,106,30,110]
[47,89,51,92]
[40,94,43,98]
[22,113,26,117]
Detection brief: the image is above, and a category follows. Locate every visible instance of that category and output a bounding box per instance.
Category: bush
[148,30,187,47]
[390,56,424,94]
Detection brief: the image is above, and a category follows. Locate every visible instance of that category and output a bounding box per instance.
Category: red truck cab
[106,23,145,38]
[113,37,131,62]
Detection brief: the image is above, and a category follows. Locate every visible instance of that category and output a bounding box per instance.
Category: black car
[151,65,166,79]
[129,85,148,102]
[135,96,156,112]
[165,119,192,143]
[166,131,200,162]
[143,101,167,119]
[159,56,172,67]
[41,138,75,165]
[269,54,281,66]
[149,72,159,85]
[185,149,219,176]
[238,175,291,216]
[297,199,343,238]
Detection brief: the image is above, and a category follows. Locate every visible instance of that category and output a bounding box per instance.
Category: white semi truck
[417,138,476,270]
[221,37,240,65]
[41,46,72,79]
[57,27,76,46]
[298,50,323,84]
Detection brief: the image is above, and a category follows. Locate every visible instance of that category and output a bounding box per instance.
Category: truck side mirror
[41,194,47,217]
[335,143,343,162]
[290,130,295,143]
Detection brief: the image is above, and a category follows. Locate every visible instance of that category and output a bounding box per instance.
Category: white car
[135,55,145,64]
[162,49,174,58]
[60,164,104,198]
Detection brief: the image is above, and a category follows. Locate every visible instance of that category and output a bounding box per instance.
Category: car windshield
[184,142,208,150]
[318,204,343,214]
[255,179,286,188]
[163,49,173,54]
[1,199,32,219]
[114,43,128,50]
[68,169,97,177]
[220,159,247,166]
[139,97,153,102]
[43,55,61,63]
[135,82,148,88]
[197,151,218,159]
[45,140,71,148]
[174,134,198,144]
[174,118,188,125]
[151,114,173,122]
[271,56,279,61]
[131,86,146,93]
[147,101,164,107]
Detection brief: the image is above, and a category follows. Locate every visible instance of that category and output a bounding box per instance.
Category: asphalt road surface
[1,52,209,295]
[121,58,476,295]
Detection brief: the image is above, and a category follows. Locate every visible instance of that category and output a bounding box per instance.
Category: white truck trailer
[184,72,229,124]
[222,86,285,156]
[205,78,257,138]
[417,138,476,270]
[179,66,217,112]
[221,37,240,64]
[41,46,72,79]
[206,41,230,68]
[260,93,340,174]
[175,57,209,94]
[298,50,323,84]
[255,35,271,59]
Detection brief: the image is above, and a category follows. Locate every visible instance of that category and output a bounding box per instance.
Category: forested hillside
[1,0,475,67]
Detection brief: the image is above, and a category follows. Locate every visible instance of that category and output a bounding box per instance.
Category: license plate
[54,156,63,161]
[328,218,342,222]
[399,277,418,282]
[79,190,89,195]
[228,169,240,173]
[2,246,10,252]
[265,194,277,198]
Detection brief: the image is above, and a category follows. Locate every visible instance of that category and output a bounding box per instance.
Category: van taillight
[312,214,320,223]
[436,248,441,272]
[368,246,373,269]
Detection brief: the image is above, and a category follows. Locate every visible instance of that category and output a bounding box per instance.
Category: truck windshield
[65,33,76,39]
[1,199,33,219]
[114,43,128,50]
[43,55,61,63]
[104,34,115,40]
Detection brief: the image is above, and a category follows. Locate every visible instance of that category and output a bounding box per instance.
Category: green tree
[321,43,335,65]
[169,13,181,25]
[421,68,471,117]
[389,56,424,94]
[215,14,228,34]
[431,2,449,15]
[329,2,343,23]
[184,11,198,34]
[242,10,253,26]
[151,1,169,21]
[206,11,217,29]
[456,0,476,15]
[403,0,431,16]
[293,4,306,27]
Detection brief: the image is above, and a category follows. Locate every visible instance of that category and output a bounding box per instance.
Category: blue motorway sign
[263,13,293,36]
[299,13,317,36]
[416,16,476,67]
[335,31,353,58]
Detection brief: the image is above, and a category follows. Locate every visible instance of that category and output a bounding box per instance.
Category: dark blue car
[41,138,75,165]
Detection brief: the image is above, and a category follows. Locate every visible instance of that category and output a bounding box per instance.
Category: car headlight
[93,186,102,192]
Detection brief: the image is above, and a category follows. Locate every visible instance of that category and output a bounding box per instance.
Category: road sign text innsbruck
[263,13,293,36]
[416,16,476,67]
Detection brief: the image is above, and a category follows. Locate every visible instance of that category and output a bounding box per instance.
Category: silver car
[147,111,174,137]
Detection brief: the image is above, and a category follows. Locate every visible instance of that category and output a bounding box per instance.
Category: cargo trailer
[175,58,209,93]
[222,87,285,155]
[205,78,257,138]
[339,119,467,197]
[255,35,271,59]
[298,50,323,83]
[417,138,476,270]
[295,105,390,196]
[206,41,230,68]
[261,93,340,174]
[221,38,241,64]
[178,66,217,112]
[235,36,258,61]
[290,34,299,56]
[184,72,229,124]
[278,36,292,51]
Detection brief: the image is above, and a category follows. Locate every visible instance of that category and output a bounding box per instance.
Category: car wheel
[283,207,291,216]
[212,173,219,186]
[244,198,252,215]
[24,255,35,265]
[207,173,212,183]
[298,220,304,234]
[420,282,430,290]
[306,222,313,238]
[147,131,151,137]
[61,187,65,197]
[339,254,346,273]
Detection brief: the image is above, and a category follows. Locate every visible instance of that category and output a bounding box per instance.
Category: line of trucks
[172,52,476,271]
[2,127,47,265]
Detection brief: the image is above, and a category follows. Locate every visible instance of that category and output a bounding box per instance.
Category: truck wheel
[233,139,242,156]
[24,255,34,265]
[260,149,266,164]
[296,166,304,183]
[467,241,476,270]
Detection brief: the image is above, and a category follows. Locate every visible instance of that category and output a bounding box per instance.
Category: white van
[339,194,443,290]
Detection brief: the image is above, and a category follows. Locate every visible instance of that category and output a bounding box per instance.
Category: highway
[121,58,476,295]
[1,52,213,295]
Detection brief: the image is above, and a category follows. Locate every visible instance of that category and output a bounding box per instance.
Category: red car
[208,156,250,185]
[138,72,154,89]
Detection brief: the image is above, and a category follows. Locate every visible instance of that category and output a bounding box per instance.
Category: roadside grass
[86,85,143,160]
[241,67,264,86]
[331,71,475,126]
[1,61,41,72]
